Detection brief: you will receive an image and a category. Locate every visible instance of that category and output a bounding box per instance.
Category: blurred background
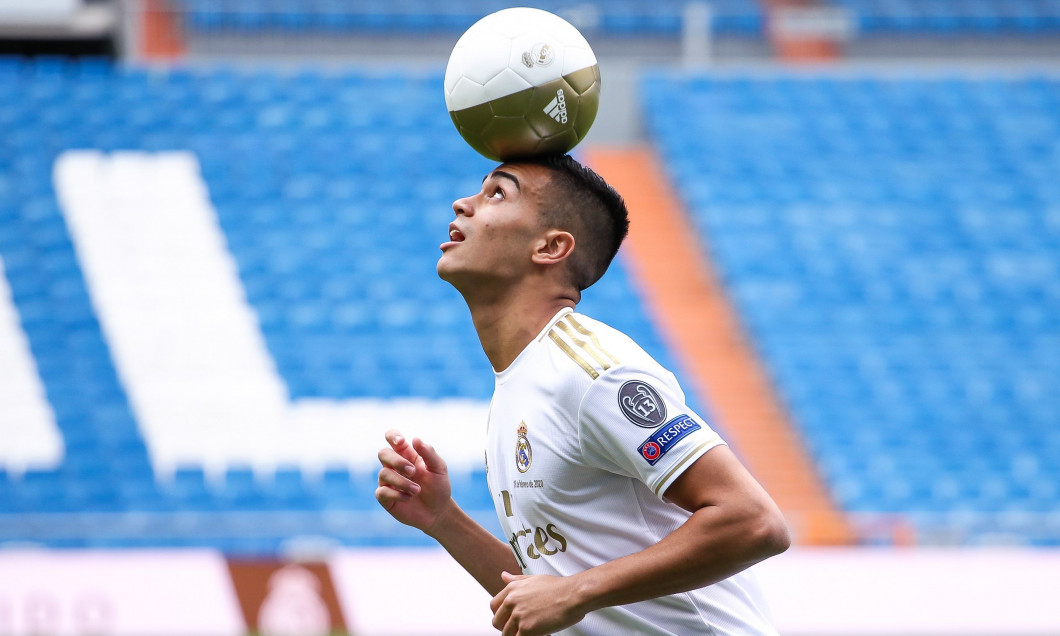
[0,1,1059,635]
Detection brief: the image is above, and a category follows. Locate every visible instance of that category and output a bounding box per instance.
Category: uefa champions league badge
[516,421,533,473]
[619,380,667,428]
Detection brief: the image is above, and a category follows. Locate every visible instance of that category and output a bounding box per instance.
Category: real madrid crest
[515,421,532,473]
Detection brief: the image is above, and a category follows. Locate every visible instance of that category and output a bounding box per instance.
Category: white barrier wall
[0,550,243,636]
[1,548,1059,636]
[755,548,1060,636]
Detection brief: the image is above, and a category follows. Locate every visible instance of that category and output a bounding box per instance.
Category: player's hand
[490,571,587,636]
[375,430,454,534]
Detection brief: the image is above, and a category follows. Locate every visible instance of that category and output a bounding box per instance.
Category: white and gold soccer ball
[443,7,601,162]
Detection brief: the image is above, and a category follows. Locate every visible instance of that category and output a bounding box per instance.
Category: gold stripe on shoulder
[653,439,722,496]
[555,321,612,372]
[548,329,599,379]
[563,315,620,365]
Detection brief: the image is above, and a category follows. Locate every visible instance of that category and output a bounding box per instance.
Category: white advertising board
[330,549,496,636]
[756,547,1060,636]
[0,550,244,636]
[2,547,1059,635]
[331,547,1060,636]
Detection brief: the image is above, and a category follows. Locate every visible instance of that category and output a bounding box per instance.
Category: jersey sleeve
[577,366,726,499]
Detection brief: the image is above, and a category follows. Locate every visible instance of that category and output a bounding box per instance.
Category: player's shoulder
[543,311,663,382]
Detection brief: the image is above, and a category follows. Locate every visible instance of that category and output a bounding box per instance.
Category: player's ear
[531,229,575,266]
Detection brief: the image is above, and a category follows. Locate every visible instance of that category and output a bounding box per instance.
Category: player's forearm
[570,501,789,613]
[426,501,522,595]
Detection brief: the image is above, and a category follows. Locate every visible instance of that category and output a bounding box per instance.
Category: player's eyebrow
[483,170,521,192]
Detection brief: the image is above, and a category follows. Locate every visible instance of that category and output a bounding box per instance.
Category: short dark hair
[519,154,630,291]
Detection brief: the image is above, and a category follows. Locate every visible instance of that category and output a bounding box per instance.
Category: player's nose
[453,195,474,217]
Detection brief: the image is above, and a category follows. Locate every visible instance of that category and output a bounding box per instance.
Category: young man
[376,154,790,636]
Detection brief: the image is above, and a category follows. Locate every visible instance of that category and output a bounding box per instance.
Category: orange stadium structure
[587,147,855,545]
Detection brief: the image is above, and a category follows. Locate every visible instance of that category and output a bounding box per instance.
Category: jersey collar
[494,307,574,384]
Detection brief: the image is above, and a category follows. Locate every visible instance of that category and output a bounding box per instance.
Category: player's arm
[573,443,788,603]
[490,444,790,635]
[376,430,520,595]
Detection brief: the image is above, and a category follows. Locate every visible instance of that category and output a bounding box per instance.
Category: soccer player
[376,154,790,636]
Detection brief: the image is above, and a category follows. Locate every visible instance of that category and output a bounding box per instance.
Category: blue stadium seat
[645,71,1060,544]
[0,59,677,551]
[165,467,213,510]
[7,56,1056,550]
[832,0,1060,34]
[167,0,765,37]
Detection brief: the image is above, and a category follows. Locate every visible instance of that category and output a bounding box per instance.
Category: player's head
[439,154,628,297]
[516,154,629,292]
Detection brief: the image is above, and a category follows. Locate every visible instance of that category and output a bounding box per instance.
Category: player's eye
[487,187,505,200]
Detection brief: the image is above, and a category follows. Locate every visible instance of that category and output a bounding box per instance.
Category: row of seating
[1,465,491,511]
[166,0,1060,37]
[0,507,503,553]
[832,0,1060,34]
[3,56,1057,547]
[644,72,1060,545]
[0,58,679,551]
[171,0,766,36]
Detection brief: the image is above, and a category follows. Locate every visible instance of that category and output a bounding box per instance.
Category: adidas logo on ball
[443,7,600,161]
[543,90,568,124]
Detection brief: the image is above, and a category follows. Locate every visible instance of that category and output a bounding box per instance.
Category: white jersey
[485,308,778,636]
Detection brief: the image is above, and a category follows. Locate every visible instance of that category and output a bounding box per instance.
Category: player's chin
[436,256,461,282]
[437,260,488,292]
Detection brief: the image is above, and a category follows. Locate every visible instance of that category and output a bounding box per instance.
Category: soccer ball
[444,8,601,162]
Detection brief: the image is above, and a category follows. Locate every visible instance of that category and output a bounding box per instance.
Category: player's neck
[467,290,577,372]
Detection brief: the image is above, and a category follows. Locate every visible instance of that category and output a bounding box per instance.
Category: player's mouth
[441,223,466,251]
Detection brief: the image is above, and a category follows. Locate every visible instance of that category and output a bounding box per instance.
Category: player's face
[437,163,549,290]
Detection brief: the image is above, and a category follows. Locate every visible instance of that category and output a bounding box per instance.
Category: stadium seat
[168,0,766,37]
[4,55,1057,550]
[644,72,1060,545]
[1,58,671,551]
[831,0,1060,35]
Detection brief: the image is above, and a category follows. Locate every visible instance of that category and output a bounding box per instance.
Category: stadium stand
[168,0,765,37]
[644,72,1060,545]
[0,56,678,553]
[2,9,1059,556]
[830,0,1060,35]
